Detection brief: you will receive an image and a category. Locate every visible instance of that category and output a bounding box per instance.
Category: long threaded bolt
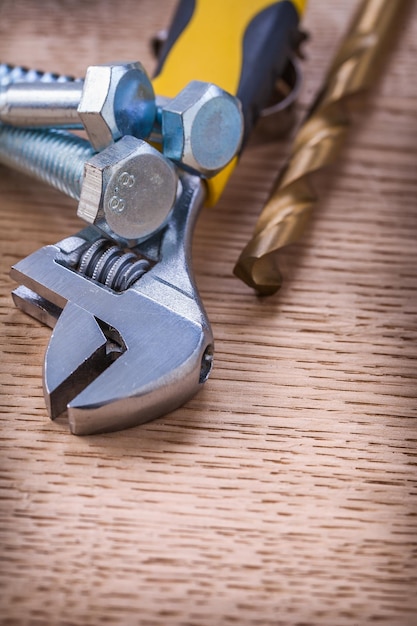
[0,62,152,131]
[0,61,156,152]
[0,64,82,131]
[0,125,91,199]
[0,65,92,201]
[0,63,243,177]
[0,81,83,127]
[0,125,178,243]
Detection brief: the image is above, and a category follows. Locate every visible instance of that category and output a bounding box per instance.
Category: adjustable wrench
[11,173,211,435]
[9,0,306,434]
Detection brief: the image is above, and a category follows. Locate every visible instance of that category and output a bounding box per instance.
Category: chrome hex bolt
[160,80,244,177]
[0,64,243,178]
[0,126,178,244]
[0,62,156,152]
[78,135,178,241]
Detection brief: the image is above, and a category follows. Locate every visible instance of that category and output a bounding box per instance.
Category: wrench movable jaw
[65,315,212,435]
[10,173,213,434]
[42,301,125,421]
[39,285,212,434]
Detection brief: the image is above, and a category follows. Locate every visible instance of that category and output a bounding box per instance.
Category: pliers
[9,0,306,434]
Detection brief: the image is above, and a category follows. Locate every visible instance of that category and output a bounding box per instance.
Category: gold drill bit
[234,0,407,295]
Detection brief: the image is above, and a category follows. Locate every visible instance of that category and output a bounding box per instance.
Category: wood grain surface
[1,1,416,624]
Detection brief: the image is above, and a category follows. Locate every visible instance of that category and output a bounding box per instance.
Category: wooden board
[1,1,416,624]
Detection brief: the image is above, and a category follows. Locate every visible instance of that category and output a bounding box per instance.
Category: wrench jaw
[65,321,212,435]
[40,281,213,435]
[10,173,213,434]
[42,301,124,422]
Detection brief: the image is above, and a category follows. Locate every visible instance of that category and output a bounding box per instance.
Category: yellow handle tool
[153,0,307,205]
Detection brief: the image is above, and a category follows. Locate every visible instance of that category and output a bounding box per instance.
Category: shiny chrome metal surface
[11,172,213,435]
[0,127,179,244]
[0,61,156,151]
[1,64,243,178]
[0,82,82,127]
[161,80,243,177]
[78,135,178,244]
[78,62,156,151]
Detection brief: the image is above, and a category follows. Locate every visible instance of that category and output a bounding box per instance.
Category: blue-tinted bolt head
[161,80,243,178]
[78,62,156,152]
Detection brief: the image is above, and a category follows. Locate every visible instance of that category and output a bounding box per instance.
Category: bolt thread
[0,63,79,90]
[0,65,90,199]
[0,126,93,199]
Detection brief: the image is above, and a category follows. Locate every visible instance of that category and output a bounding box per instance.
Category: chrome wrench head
[11,173,213,435]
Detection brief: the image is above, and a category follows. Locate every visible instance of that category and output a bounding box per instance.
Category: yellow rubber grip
[153,0,307,205]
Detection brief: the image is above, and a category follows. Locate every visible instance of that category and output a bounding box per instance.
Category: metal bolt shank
[1,64,243,177]
[0,62,156,151]
[0,82,83,127]
[0,125,91,199]
[0,125,178,244]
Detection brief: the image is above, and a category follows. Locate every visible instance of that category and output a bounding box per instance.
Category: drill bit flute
[234,0,407,295]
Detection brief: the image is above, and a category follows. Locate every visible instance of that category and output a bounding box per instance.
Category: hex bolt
[0,62,156,152]
[0,64,243,177]
[160,80,243,177]
[0,125,178,243]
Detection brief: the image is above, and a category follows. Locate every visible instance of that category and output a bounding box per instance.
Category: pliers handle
[153,0,307,204]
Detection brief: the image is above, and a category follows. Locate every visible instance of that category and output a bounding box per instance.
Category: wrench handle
[153,0,306,204]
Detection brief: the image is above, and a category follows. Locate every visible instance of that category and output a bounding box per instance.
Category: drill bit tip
[234,250,283,296]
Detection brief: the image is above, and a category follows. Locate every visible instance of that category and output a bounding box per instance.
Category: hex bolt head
[78,135,178,244]
[78,62,156,152]
[161,80,244,178]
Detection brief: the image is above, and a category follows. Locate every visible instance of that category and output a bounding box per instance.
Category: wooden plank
[1,1,416,624]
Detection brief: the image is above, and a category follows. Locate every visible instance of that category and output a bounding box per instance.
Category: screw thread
[0,126,94,199]
[0,63,79,90]
[0,64,88,199]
